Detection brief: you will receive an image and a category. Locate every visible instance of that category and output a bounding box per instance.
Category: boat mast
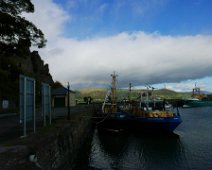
[128,82,132,102]
[145,85,150,110]
[111,72,117,112]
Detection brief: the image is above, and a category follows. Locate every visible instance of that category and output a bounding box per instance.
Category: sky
[24,0,212,92]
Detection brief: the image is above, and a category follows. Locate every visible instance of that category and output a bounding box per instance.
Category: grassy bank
[76,88,191,102]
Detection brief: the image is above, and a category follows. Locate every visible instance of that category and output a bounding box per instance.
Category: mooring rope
[80,112,112,125]
[96,112,112,125]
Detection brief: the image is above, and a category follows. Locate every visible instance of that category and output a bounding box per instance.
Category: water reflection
[128,134,188,170]
[89,130,188,170]
[97,131,129,158]
[86,107,212,170]
[89,130,129,169]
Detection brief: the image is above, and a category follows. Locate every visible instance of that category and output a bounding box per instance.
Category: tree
[52,81,64,89]
[0,0,46,48]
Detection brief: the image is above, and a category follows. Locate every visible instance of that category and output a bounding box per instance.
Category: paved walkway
[0,114,22,143]
[0,105,97,144]
[0,109,53,143]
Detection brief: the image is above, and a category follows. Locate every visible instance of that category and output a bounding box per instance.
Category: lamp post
[67,82,70,120]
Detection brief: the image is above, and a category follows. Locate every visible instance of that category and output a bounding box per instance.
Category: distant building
[52,87,76,107]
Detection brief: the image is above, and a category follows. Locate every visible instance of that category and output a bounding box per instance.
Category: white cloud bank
[25,0,212,90]
[23,0,70,41]
[45,33,212,88]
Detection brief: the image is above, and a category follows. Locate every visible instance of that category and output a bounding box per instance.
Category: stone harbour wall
[0,105,96,170]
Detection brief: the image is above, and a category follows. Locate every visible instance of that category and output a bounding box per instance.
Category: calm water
[86,107,212,170]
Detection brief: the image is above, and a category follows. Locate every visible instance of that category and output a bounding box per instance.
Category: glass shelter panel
[19,75,35,136]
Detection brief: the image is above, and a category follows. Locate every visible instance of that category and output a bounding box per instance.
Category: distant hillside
[76,88,107,101]
[77,88,191,101]
[152,88,191,99]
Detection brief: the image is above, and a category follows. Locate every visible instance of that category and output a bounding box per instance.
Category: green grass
[76,88,191,101]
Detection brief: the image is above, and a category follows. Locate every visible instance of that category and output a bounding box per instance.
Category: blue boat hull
[96,112,129,132]
[128,116,182,133]
[96,112,182,134]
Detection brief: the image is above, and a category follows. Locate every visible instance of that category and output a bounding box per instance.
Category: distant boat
[182,98,212,108]
[182,84,212,108]
[182,98,200,108]
[95,73,182,134]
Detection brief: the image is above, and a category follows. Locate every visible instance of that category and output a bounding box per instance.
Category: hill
[77,88,191,102]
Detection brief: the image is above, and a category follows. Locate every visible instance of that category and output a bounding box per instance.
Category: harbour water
[85,107,212,170]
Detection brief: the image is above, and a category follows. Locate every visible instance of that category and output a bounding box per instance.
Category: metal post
[49,86,52,125]
[33,79,36,133]
[128,82,132,102]
[67,82,70,120]
[23,77,27,137]
[176,106,180,116]
[43,84,46,127]
[146,87,149,110]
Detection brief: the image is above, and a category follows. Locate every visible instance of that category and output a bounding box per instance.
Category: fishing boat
[182,99,212,108]
[96,73,182,134]
[182,84,212,108]
[96,72,128,132]
[121,85,182,134]
[126,103,182,134]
